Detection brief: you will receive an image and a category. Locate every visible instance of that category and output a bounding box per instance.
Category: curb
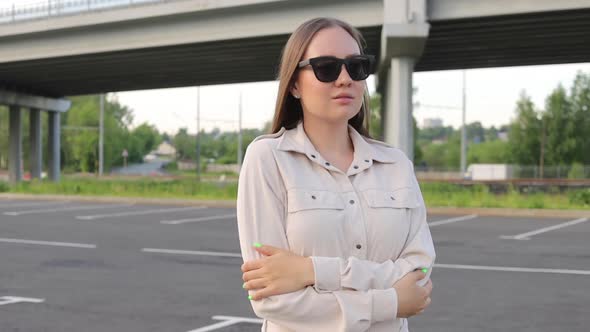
[0,193,587,219]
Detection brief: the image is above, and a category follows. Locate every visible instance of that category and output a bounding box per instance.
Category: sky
[3,0,590,134]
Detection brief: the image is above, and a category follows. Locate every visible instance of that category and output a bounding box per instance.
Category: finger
[250,286,276,301]
[424,279,433,295]
[411,270,425,281]
[243,277,267,291]
[242,269,263,282]
[255,245,279,256]
[241,259,263,272]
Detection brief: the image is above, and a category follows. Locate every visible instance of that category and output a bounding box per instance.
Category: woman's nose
[335,64,352,86]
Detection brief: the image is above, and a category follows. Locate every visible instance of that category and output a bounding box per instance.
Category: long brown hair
[270,17,373,138]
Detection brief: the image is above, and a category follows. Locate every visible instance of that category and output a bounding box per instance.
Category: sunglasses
[298,54,375,83]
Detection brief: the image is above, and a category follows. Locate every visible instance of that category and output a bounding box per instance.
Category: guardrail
[0,0,171,24]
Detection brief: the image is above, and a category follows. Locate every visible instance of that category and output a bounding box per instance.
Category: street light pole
[196,86,201,182]
[99,94,104,176]
[460,70,467,177]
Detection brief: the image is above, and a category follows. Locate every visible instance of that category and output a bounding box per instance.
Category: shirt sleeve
[311,158,436,292]
[236,140,398,331]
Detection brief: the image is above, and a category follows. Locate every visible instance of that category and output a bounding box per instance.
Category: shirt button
[356,244,362,249]
[311,195,317,199]
[349,199,355,205]
[364,159,370,163]
[311,154,316,158]
[390,196,395,200]
[325,162,331,166]
[353,165,359,169]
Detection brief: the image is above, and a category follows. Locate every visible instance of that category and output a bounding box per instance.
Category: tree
[570,71,590,164]
[508,91,541,165]
[543,84,576,165]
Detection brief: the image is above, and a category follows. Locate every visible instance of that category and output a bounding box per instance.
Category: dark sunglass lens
[347,57,371,80]
[312,58,341,82]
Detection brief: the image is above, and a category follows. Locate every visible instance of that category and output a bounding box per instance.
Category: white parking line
[501,217,589,240]
[187,315,263,332]
[434,263,590,276]
[3,203,134,216]
[0,296,45,306]
[161,214,236,224]
[0,238,96,248]
[76,206,207,220]
[142,248,242,258]
[0,201,70,209]
[428,214,478,227]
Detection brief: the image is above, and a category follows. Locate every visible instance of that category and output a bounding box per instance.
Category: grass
[2,176,236,201]
[0,177,588,210]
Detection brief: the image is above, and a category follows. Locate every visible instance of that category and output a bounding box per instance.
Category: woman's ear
[290,82,301,99]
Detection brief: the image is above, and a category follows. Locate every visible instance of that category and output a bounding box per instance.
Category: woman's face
[291,26,366,125]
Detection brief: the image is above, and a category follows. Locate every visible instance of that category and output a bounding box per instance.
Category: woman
[236,17,435,332]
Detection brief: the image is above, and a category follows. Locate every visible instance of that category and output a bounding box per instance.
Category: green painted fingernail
[242,283,246,289]
[422,268,428,273]
[253,242,262,248]
[248,295,253,300]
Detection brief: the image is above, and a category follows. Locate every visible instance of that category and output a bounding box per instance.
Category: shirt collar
[276,120,399,164]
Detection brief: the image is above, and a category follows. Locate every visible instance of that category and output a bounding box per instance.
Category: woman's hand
[241,244,315,301]
[393,270,433,318]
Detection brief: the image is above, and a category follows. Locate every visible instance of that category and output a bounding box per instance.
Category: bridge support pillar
[1,90,70,183]
[377,0,429,162]
[48,111,61,182]
[8,105,22,185]
[29,108,42,180]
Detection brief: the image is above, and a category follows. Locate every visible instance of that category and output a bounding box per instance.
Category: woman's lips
[333,96,354,104]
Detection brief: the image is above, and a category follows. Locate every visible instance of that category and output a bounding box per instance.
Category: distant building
[155,141,176,157]
[423,118,443,128]
[497,131,509,142]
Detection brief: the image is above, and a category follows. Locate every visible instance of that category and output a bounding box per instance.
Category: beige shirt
[236,120,436,332]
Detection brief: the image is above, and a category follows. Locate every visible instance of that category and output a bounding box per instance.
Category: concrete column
[8,105,22,184]
[378,0,429,162]
[48,111,61,182]
[29,108,43,179]
[383,57,415,162]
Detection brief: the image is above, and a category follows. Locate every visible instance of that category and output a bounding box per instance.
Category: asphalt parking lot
[0,199,588,332]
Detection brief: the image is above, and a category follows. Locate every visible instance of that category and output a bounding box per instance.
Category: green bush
[0,181,9,193]
[568,162,586,179]
[569,189,590,206]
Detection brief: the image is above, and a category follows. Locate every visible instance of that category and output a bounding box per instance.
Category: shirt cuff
[371,288,398,322]
[310,256,341,292]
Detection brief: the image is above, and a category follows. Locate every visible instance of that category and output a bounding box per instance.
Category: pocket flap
[363,187,420,209]
[287,189,345,213]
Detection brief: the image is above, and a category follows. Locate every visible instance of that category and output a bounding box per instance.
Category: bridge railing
[0,0,169,24]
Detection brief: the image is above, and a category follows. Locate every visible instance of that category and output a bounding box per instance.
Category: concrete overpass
[1,0,590,183]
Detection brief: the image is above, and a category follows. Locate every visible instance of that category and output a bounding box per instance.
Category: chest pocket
[362,187,420,209]
[287,189,345,213]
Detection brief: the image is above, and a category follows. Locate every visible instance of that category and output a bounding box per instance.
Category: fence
[0,0,173,24]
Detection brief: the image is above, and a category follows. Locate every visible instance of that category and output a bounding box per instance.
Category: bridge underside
[1,8,590,97]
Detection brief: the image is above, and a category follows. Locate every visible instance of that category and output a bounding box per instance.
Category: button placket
[346,185,367,258]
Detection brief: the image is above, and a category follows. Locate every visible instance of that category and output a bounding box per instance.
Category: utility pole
[99,94,104,176]
[237,90,243,172]
[196,86,201,182]
[460,70,467,177]
[540,114,546,179]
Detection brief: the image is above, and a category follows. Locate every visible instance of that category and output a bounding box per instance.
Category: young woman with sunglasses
[237,17,436,332]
